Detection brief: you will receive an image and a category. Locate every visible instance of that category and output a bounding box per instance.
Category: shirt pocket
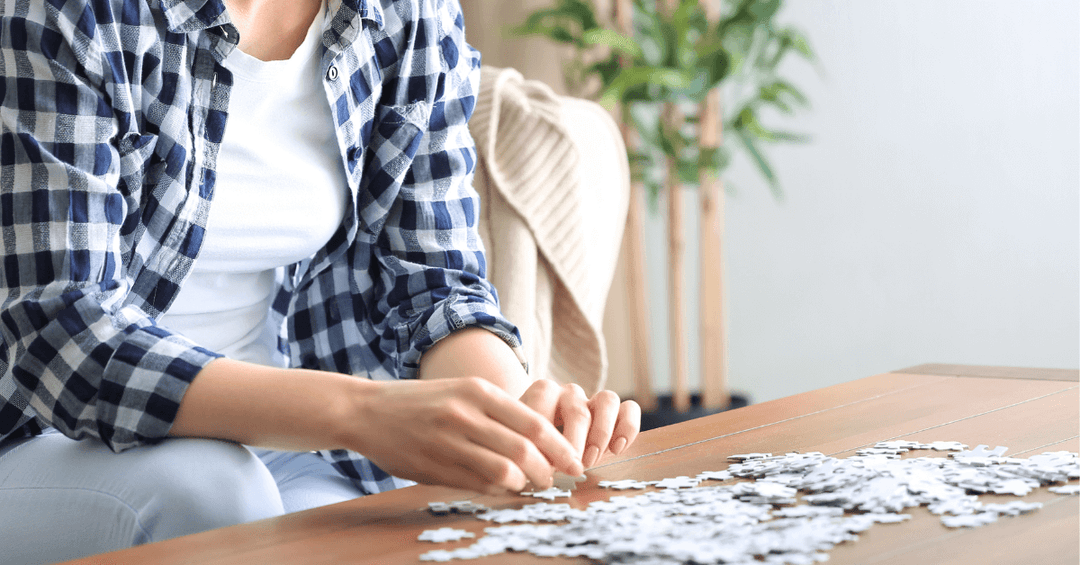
[356,102,431,237]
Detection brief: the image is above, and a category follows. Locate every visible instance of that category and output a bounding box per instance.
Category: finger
[414,459,504,495]
[461,408,556,490]
[608,400,642,456]
[517,378,561,424]
[555,383,592,461]
[365,425,524,494]
[582,390,621,468]
[480,386,583,477]
[419,440,528,495]
[453,438,534,493]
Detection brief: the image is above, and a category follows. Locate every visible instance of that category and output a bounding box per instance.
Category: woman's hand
[416,328,641,474]
[518,380,641,469]
[345,376,584,494]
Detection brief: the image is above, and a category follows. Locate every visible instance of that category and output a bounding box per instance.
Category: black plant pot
[637,392,750,432]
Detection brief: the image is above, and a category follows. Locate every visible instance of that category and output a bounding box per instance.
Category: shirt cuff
[394,292,526,381]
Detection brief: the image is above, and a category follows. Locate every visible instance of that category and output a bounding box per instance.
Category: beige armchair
[470,66,630,395]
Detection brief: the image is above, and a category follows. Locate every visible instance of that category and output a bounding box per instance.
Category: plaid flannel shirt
[0,0,523,494]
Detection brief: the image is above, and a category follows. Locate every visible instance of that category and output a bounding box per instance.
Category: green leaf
[791,31,815,60]
[645,180,663,209]
[632,4,667,66]
[636,33,665,67]
[630,109,662,148]
[720,19,754,63]
[587,54,622,87]
[621,82,654,103]
[733,106,773,141]
[582,28,642,58]
[509,22,582,46]
[764,130,810,143]
[550,26,578,45]
[699,146,732,176]
[686,5,709,38]
[657,125,676,157]
[658,19,678,68]
[735,129,783,199]
[757,82,794,114]
[676,155,700,186]
[700,49,731,89]
[514,8,563,33]
[558,0,599,31]
[627,151,653,184]
[600,67,694,106]
[671,0,699,53]
[748,0,783,22]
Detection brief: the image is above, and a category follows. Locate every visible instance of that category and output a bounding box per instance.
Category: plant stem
[615,0,657,412]
[698,0,729,410]
[664,100,690,414]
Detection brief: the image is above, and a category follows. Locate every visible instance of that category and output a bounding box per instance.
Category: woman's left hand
[518,380,641,469]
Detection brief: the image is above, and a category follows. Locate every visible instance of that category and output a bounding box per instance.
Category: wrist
[330,376,382,454]
[172,358,375,452]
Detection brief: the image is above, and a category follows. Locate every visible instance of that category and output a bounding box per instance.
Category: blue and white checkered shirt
[0,0,522,494]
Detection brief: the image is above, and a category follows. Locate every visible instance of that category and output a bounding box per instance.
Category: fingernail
[583,445,600,468]
[612,437,628,455]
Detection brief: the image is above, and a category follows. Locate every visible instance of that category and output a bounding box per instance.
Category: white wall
[643,0,1080,403]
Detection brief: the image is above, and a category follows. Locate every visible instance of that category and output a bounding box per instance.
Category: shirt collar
[161,0,384,34]
[160,0,230,33]
[339,0,384,30]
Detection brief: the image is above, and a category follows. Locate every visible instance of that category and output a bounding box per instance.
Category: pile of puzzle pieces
[418,441,1079,563]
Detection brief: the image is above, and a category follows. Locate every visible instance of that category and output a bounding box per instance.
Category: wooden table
[62,364,1079,565]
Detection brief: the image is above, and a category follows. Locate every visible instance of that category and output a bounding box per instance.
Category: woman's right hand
[345,376,584,494]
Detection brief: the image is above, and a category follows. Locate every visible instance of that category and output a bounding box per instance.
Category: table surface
[62,364,1079,565]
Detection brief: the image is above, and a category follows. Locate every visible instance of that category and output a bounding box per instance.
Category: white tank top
[158,11,347,367]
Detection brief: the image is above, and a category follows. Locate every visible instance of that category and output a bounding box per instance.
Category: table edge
[893,363,1080,382]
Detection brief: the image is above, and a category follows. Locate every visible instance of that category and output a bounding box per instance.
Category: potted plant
[514,0,814,428]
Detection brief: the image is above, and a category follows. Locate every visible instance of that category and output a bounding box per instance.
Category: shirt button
[301,353,319,370]
[347,146,361,162]
[327,306,341,323]
[326,65,339,81]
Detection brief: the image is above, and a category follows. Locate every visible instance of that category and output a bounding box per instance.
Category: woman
[0,0,640,561]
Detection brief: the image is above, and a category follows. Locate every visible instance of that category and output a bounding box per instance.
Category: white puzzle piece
[418,528,476,543]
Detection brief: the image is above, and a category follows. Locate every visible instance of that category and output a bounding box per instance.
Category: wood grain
[58,368,1079,565]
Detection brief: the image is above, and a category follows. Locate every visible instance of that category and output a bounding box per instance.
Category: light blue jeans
[0,429,366,565]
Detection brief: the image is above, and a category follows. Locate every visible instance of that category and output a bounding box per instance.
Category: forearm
[172,339,583,493]
[172,327,532,450]
[417,328,534,398]
[170,358,367,451]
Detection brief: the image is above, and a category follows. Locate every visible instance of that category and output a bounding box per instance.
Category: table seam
[1014,435,1080,457]
[826,385,1079,457]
